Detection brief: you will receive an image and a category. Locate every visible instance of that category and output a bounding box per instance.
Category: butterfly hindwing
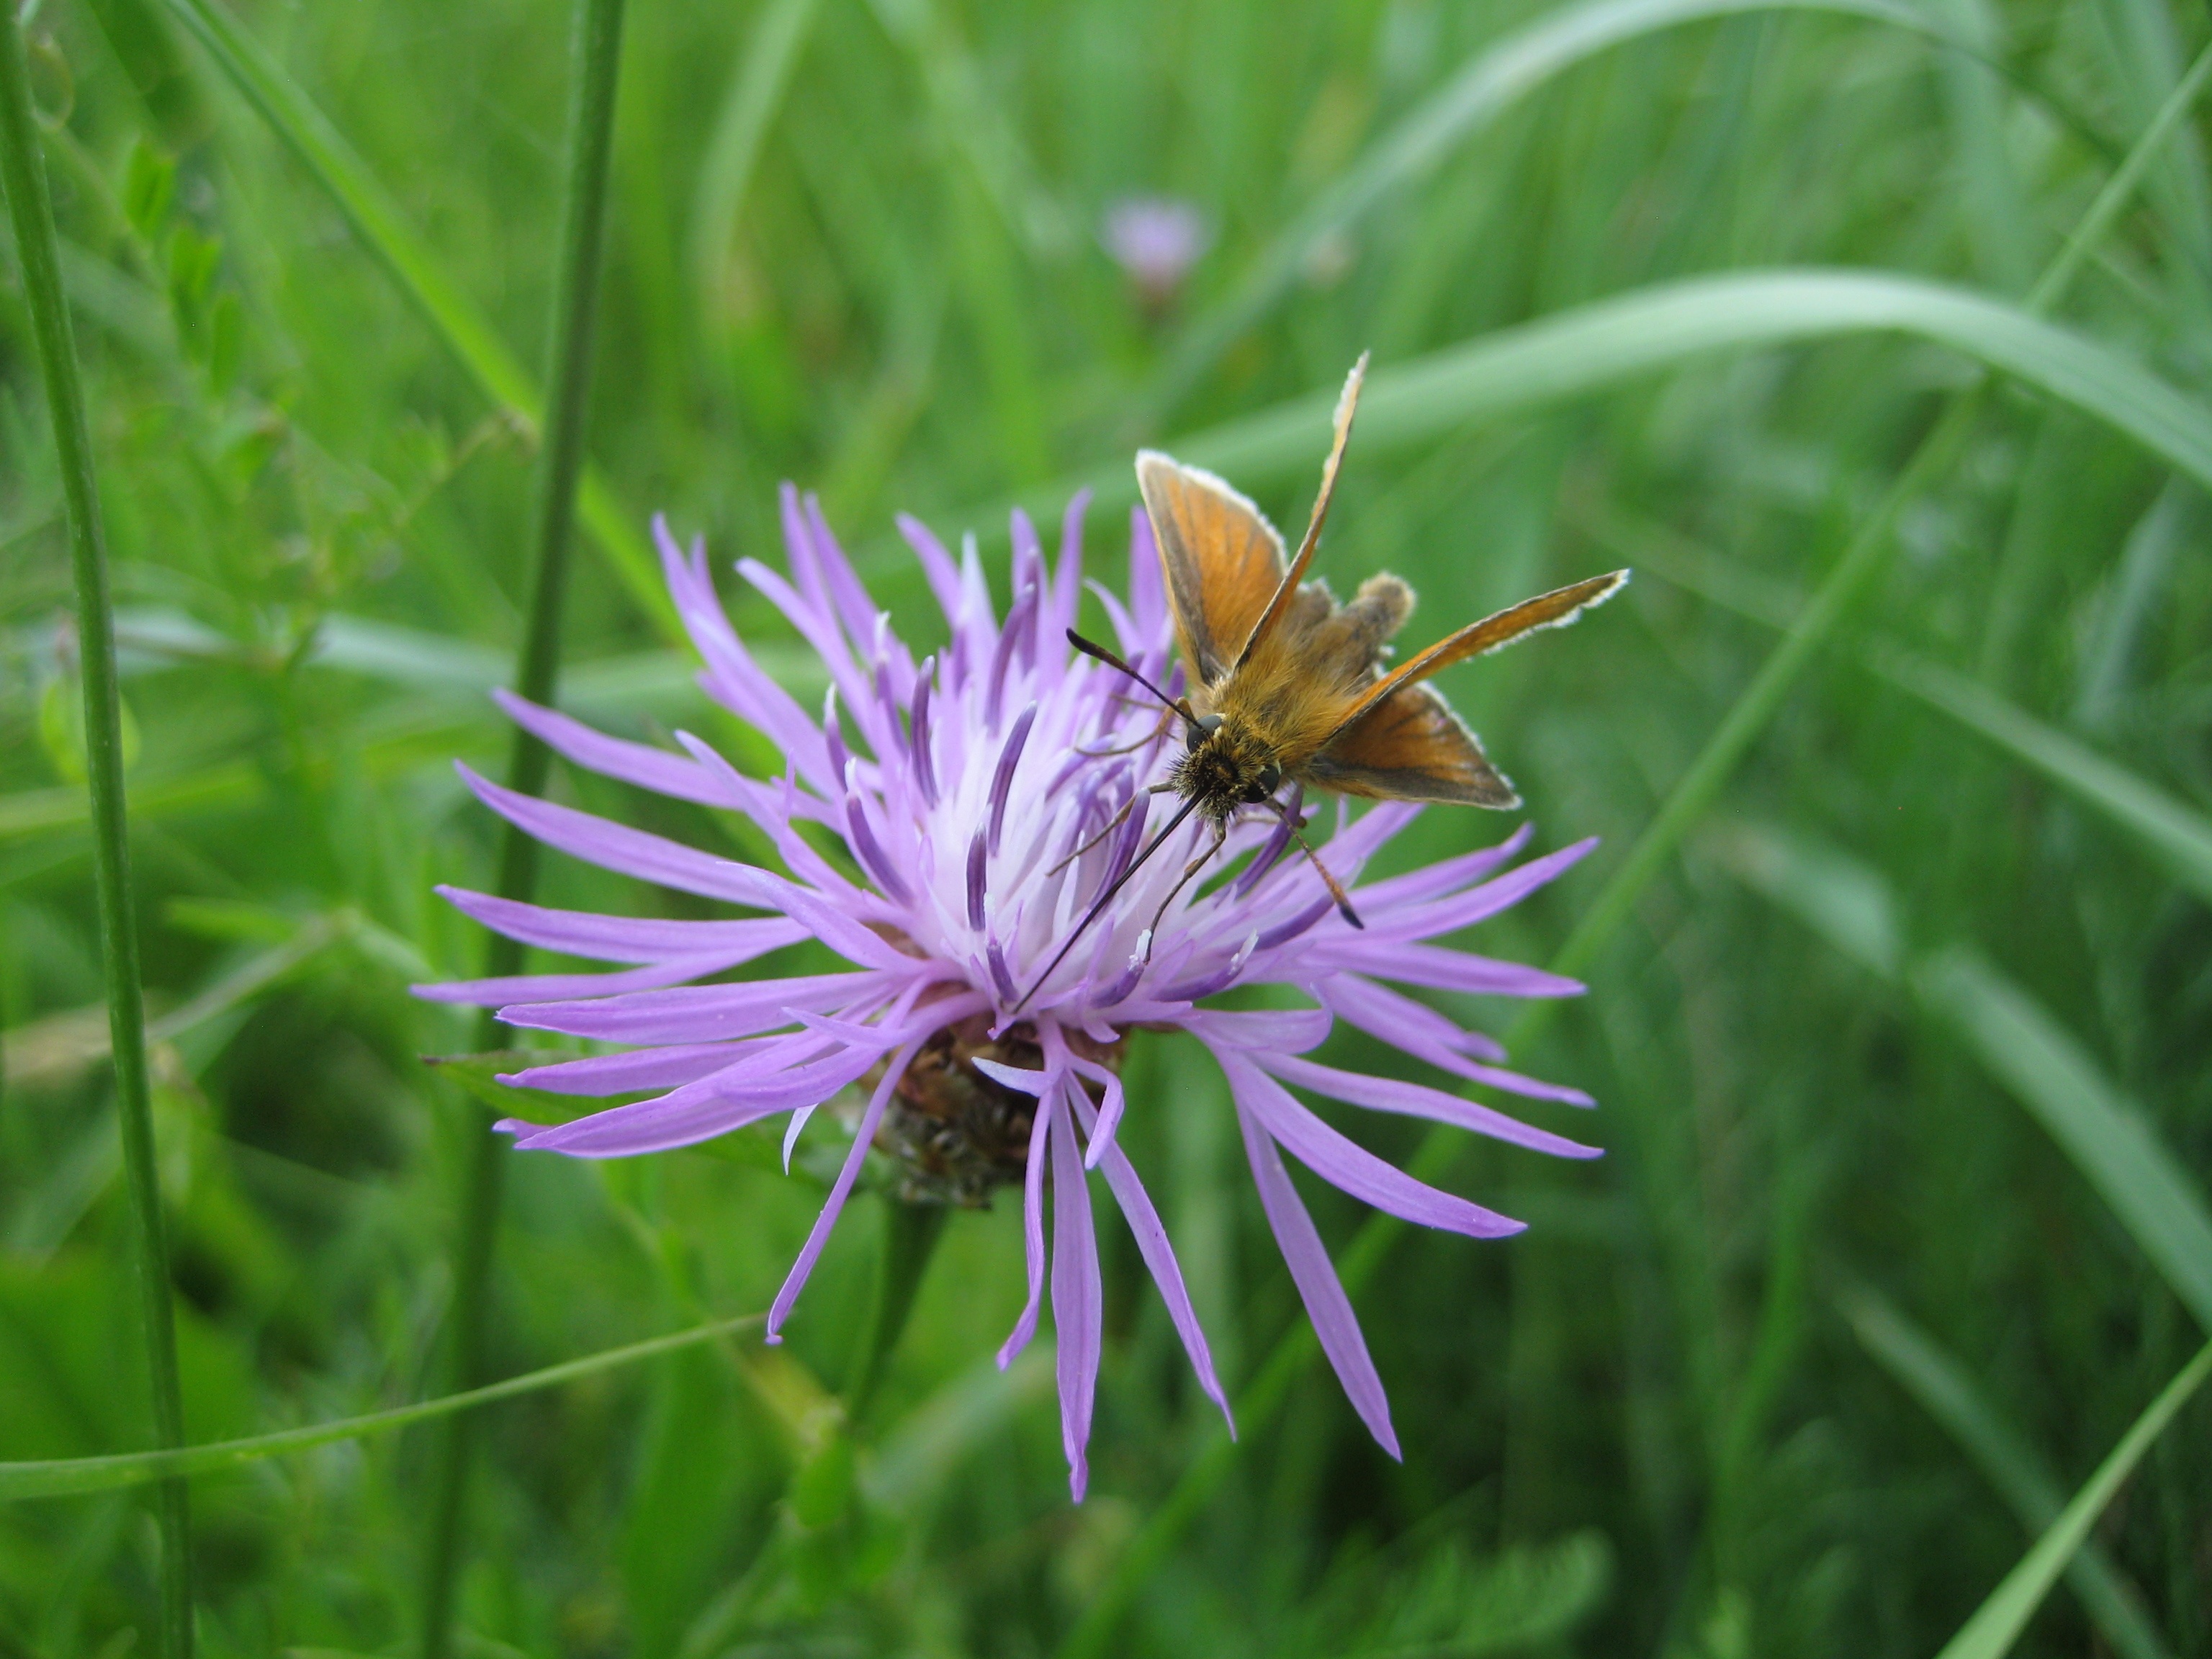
[1306,680,1519,807]
[1136,452,1287,685]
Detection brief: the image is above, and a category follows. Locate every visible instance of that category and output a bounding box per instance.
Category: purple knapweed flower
[420,488,1601,1499]
[1101,195,1210,311]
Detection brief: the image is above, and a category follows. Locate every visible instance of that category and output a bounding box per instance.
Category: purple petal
[1219,1052,1524,1238]
[986,583,1036,729]
[999,1084,1057,1367]
[1053,490,1091,640]
[801,490,886,656]
[493,691,732,808]
[1186,1007,1334,1053]
[1350,823,1534,914]
[1378,837,1601,940]
[822,687,850,785]
[511,1035,885,1158]
[1231,783,1303,898]
[899,514,966,628]
[415,953,744,1007]
[1253,896,1335,953]
[1320,940,1586,999]
[767,1038,922,1341]
[1069,1089,1231,1432]
[655,521,829,785]
[1050,1092,1102,1501]
[966,831,989,930]
[503,1042,760,1096]
[458,765,767,907]
[432,887,806,964]
[1126,505,1165,644]
[1256,1053,1599,1156]
[845,793,914,905]
[499,971,892,1043]
[1072,1060,1126,1169]
[987,703,1038,855]
[971,1056,1049,1094]
[909,660,939,806]
[1231,1092,1399,1458]
[1320,974,1507,1064]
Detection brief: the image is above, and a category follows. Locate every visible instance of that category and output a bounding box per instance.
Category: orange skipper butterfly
[1013,355,1627,1010]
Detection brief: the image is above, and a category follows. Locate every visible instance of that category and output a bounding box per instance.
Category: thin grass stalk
[0,10,194,1656]
[1053,40,2212,1659]
[0,1314,764,1502]
[416,0,629,1652]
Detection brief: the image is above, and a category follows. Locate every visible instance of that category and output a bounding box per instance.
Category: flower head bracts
[419,487,1601,1500]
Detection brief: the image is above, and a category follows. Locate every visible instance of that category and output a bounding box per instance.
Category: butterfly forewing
[1136,453,1287,685]
[1320,570,1628,746]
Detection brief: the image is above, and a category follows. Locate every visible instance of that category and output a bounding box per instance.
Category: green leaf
[162,220,219,331]
[1934,1341,2212,1659]
[1842,1287,2177,1659]
[120,134,174,241]
[1913,948,2212,1334]
[0,1313,763,1501]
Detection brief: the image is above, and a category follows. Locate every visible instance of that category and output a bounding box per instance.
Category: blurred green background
[3,0,2210,1653]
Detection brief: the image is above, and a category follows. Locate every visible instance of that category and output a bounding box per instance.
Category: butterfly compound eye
[1186,713,1223,754]
[1244,762,1282,804]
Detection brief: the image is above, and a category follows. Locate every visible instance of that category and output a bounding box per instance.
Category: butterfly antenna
[1067,629,1193,724]
[1010,794,1201,1015]
[1270,799,1364,929]
[1234,351,1370,674]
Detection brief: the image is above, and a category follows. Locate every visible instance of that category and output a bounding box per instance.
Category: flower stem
[416,0,628,1652]
[846,1200,950,1424]
[0,12,194,1657]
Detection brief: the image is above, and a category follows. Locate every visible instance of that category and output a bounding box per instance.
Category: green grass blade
[1151,0,1980,413]
[2031,38,2212,310]
[1172,271,2212,497]
[1725,827,2212,1336]
[998,270,2212,562]
[1843,1287,2177,1659]
[1586,500,2212,912]
[1913,950,2212,1333]
[686,0,821,325]
[1933,1341,2212,1659]
[154,0,675,638]
[1871,650,2212,907]
[0,10,194,1650]
[0,1314,763,1502]
[1716,827,2212,1332]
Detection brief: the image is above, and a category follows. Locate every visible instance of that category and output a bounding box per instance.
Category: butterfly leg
[1048,781,1177,877]
[1269,798,1364,929]
[1078,704,1176,758]
[1136,817,1230,960]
